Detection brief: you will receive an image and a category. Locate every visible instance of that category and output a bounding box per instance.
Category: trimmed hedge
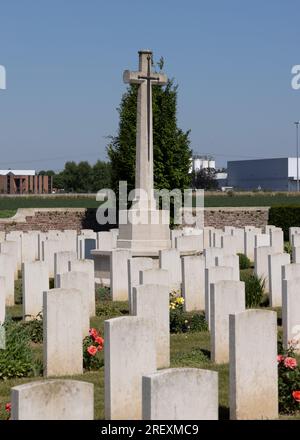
[268,206,300,241]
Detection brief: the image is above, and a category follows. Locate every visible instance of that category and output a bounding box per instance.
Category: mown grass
[0,210,16,218]
[0,192,300,216]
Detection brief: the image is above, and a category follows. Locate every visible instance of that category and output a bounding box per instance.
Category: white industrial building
[227,158,300,191]
[190,155,215,173]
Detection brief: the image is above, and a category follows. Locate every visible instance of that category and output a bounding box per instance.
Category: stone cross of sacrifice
[123,50,167,209]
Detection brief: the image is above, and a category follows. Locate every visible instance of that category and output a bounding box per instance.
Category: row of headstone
[104,288,278,420]
[22,252,95,321]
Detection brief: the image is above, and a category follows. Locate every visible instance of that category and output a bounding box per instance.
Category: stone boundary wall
[0,207,270,233]
[203,207,269,229]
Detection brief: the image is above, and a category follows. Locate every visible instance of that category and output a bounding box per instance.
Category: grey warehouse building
[227,158,300,191]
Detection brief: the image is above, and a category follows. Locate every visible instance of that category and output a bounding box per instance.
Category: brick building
[0,170,53,194]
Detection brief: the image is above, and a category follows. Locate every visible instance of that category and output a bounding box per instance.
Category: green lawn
[0,192,300,217]
[0,210,16,218]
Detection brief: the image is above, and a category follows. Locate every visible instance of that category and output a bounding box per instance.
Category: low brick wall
[0,208,112,233]
[0,207,270,232]
[203,207,269,229]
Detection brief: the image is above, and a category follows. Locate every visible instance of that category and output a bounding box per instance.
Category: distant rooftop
[0,170,35,176]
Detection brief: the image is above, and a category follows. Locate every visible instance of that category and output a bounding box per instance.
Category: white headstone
[255,233,271,248]
[212,229,223,248]
[181,255,205,311]
[244,230,257,261]
[175,235,203,252]
[56,272,90,337]
[204,247,226,269]
[105,316,156,420]
[0,277,5,324]
[142,368,218,420]
[221,235,239,255]
[292,234,300,248]
[11,380,93,420]
[42,239,62,278]
[215,254,239,280]
[205,266,234,328]
[159,248,181,291]
[0,240,19,279]
[110,249,132,301]
[54,251,77,285]
[170,229,183,248]
[282,278,300,352]
[97,231,117,251]
[0,254,15,306]
[270,228,284,253]
[203,227,214,248]
[69,259,95,317]
[133,284,169,368]
[140,268,169,289]
[254,246,275,290]
[282,263,300,281]
[5,232,22,270]
[289,227,300,244]
[21,232,39,263]
[264,225,277,234]
[22,261,49,320]
[268,253,291,307]
[292,246,300,263]
[229,309,278,420]
[128,258,153,314]
[43,288,83,377]
[210,280,245,363]
[231,228,245,254]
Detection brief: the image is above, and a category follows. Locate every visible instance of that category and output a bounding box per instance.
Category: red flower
[5,403,11,412]
[292,391,300,403]
[277,355,285,363]
[284,357,297,369]
[89,328,98,339]
[97,344,103,352]
[87,345,97,356]
[95,336,104,346]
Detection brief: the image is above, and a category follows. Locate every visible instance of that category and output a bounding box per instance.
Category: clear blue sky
[0,0,299,171]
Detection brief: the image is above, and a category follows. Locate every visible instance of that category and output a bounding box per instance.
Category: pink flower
[87,345,97,356]
[277,355,285,363]
[5,403,11,413]
[284,357,297,369]
[89,328,98,340]
[95,336,104,346]
[292,391,300,403]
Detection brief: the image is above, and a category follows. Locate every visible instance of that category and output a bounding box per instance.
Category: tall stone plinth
[117,208,170,253]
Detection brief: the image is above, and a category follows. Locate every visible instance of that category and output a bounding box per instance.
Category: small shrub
[96,286,111,302]
[96,301,128,318]
[83,328,104,371]
[238,253,251,270]
[14,279,22,305]
[284,242,292,256]
[240,272,265,308]
[0,320,39,380]
[170,308,207,333]
[278,344,300,414]
[169,291,207,333]
[20,314,43,343]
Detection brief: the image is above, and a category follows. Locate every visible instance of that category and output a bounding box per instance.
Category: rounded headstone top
[138,49,153,55]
